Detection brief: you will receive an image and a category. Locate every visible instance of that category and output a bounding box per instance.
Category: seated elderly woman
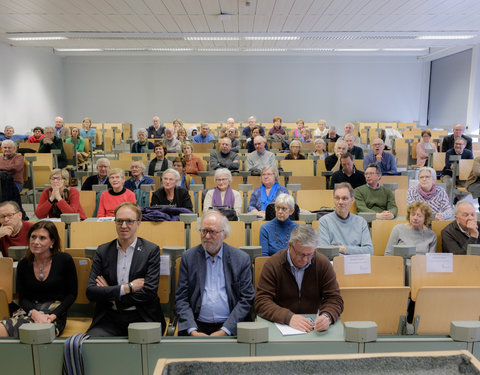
[173,157,194,190]
[385,202,437,255]
[147,142,172,176]
[259,194,298,256]
[300,128,312,143]
[248,166,289,218]
[0,140,24,191]
[97,168,136,217]
[124,160,154,191]
[0,221,77,337]
[131,128,154,153]
[268,116,286,141]
[311,138,329,159]
[80,117,96,149]
[203,168,242,216]
[406,166,453,220]
[35,169,86,220]
[284,140,306,160]
[182,141,204,176]
[416,130,437,167]
[151,168,193,210]
[39,126,67,169]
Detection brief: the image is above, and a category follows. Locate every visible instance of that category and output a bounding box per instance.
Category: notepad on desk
[275,323,308,336]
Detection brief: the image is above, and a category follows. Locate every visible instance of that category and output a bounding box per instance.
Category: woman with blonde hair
[182,141,204,176]
[284,140,305,160]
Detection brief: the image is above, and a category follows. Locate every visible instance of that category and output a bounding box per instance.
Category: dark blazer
[441,134,472,152]
[86,237,165,331]
[175,243,254,335]
[441,220,480,254]
[81,175,112,191]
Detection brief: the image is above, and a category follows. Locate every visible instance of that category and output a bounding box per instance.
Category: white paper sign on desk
[275,323,307,336]
[344,254,371,275]
[160,255,170,276]
[426,253,453,273]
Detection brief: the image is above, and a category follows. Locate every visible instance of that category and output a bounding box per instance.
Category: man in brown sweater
[0,140,24,191]
[254,225,343,332]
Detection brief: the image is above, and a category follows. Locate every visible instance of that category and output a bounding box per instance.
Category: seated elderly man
[441,136,473,197]
[441,201,480,254]
[344,134,364,160]
[0,140,25,192]
[39,126,67,169]
[246,136,275,173]
[82,158,112,191]
[441,123,472,152]
[318,182,373,255]
[176,210,254,336]
[164,127,181,153]
[210,138,240,171]
[0,126,28,142]
[54,116,71,141]
[325,139,348,171]
[0,201,32,257]
[354,163,397,220]
[193,123,215,143]
[124,161,154,192]
[329,153,366,189]
[147,116,165,138]
[363,138,398,175]
[339,123,361,146]
[255,225,343,332]
[242,116,265,138]
[226,127,240,153]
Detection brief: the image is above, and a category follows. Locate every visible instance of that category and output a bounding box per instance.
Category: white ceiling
[1,0,480,57]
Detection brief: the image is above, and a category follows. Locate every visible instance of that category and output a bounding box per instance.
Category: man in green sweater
[354,163,397,220]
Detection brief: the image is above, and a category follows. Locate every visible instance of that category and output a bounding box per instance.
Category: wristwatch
[321,312,333,324]
[129,282,134,293]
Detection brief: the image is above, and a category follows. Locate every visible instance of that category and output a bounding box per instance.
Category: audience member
[173,157,193,190]
[466,155,480,207]
[406,166,453,220]
[260,194,298,256]
[147,142,172,175]
[0,125,28,142]
[39,126,67,169]
[86,202,165,336]
[182,141,204,176]
[318,183,373,255]
[248,166,288,218]
[354,164,397,220]
[363,138,398,175]
[330,153,366,189]
[35,169,86,220]
[268,117,286,141]
[441,201,480,254]
[0,221,77,338]
[0,140,24,191]
[416,130,436,167]
[172,119,183,137]
[325,126,340,143]
[193,123,215,143]
[300,128,312,143]
[226,127,240,153]
[242,116,265,138]
[441,136,473,197]
[80,117,96,149]
[210,138,240,171]
[0,201,33,257]
[325,139,348,171]
[285,140,305,160]
[131,128,154,153]
[246,126,264,153]
[176,127,187,142]
[66,127,89,168]
[151,168,193,210]
[247,136,275,173]
[344,134,364,160]
[441,123,472,152]
[313,119,328,138]
[27,126,45,143]
[255,225,343,332]
[339,122,361,145]
[385,202,436,255]
[164,127,181,153]
[54,117,71,141]
[124,161,154,192]
[293,119,305,138]
[203,169,241,216]
[311,138,328,159]
[97,168,136,217]
[81,158,112,191]
[147,116,165,138]
[176,210,254,336]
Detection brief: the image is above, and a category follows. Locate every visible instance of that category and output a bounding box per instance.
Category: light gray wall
[0,43,64,133]
[63,55,423,132]
[428,49,472,128]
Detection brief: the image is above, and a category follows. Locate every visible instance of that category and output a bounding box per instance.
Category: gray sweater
[384,223,437,255]
[210,151,240,171]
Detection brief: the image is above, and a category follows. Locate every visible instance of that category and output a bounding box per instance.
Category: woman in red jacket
[35,169,86,220]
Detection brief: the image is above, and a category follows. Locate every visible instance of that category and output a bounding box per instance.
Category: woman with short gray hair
[131,128,154,153]
[203,168,242,217]
[151,168,193,211]
[259,193,298,256]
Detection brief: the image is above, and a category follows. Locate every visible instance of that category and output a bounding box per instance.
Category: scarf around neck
[261,182,279,211]
[212,186,235,208]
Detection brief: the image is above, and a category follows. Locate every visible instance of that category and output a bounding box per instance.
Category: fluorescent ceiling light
[335,48,380,52]
[198,48,239,52]
[244,36,300,41]
[150,48,193,51]
[292,48,334,51]
[382,48,427,51]
[416,35,475,40]
[55,48,102,52]
[9,36,67,41]
[185,36,240,41]
[244,48,288,52]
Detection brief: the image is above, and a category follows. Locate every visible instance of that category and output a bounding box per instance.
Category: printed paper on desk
[160,255,170,276]
[426,253,453,273]
[344,254,371,275]
[97,217,115,222]
[275,323,308,336]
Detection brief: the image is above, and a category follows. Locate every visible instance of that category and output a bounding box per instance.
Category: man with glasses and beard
[254,225,343,333]
[175,210,254,336]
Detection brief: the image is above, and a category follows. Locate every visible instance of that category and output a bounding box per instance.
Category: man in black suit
[441,123,472,152]
[86,202,165,336]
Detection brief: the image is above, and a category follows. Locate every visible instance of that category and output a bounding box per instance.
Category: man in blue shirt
[0,126,28,142]
[175,210,254,336]
[363,138,398,175]
[242,116,265,138]
[193,123,215,143]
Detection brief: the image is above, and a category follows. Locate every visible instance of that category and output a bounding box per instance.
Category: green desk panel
[0,340,33,375]
[83,342,142,374]
[38,341,65,375]
[472,341,480,361]
[148,338,251,358]
[365,338,467,353]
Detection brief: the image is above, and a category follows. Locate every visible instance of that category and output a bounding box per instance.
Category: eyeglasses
[0,212,18,220]
[275,206,290,212]
[115,219,138,226]
[50,177,63,181]
[216,178,229,182]
[199,228,223,237]
[291,244,315,260]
